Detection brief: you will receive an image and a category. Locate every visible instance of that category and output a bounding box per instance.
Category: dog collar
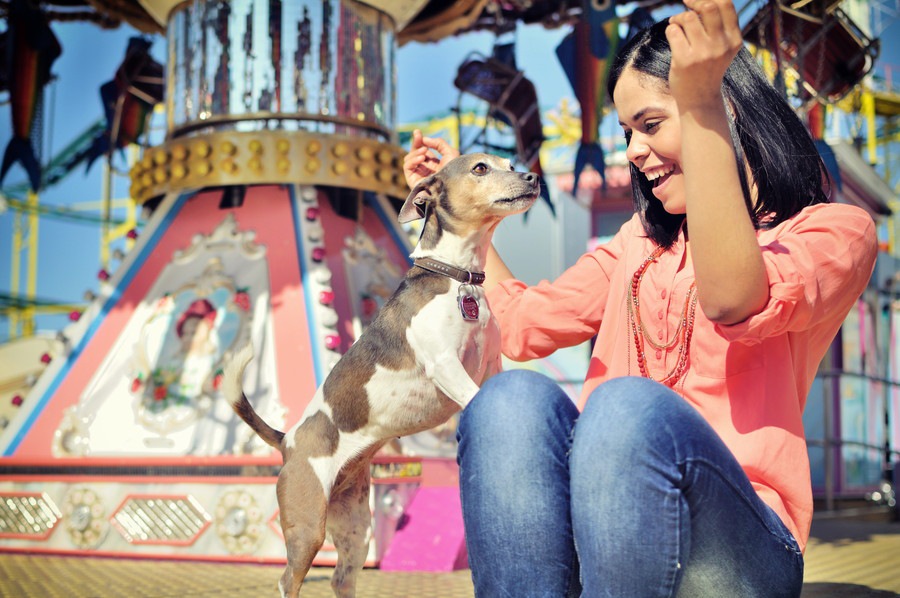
[413,257,486,286]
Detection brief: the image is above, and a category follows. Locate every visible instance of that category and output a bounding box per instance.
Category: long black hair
[607,18,830,248]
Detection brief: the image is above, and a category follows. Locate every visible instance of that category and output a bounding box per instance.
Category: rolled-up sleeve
[487,216,635,361]
[716,204,877,344]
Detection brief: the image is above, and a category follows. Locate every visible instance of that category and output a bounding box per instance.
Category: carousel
[0,0,503,568]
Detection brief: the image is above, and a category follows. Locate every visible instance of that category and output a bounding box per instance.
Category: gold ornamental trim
[62,487,108,549]
[0,492,61,539]
[129,131,411,204]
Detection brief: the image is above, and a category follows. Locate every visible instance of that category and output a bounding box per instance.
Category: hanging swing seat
[742,2,879,102]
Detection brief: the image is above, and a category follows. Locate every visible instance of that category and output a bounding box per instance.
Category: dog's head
[399,153,540,229]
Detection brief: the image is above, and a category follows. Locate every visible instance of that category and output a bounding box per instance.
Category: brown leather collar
[413,257,486,285]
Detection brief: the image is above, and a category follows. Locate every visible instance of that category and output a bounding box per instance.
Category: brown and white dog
[222,153,539,598]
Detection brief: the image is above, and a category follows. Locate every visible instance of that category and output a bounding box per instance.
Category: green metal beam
[2,196,128,226]
[0,291,86,312]
[1,118,109,199]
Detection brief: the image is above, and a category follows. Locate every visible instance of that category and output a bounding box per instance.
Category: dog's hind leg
[276,459,329,598]
[327,464,373,598]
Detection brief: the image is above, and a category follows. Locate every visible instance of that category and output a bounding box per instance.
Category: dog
[222,153,540,597]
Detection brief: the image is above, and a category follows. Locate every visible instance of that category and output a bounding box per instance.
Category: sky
[1,3,899,342]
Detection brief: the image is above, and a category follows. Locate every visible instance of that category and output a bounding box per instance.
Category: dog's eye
[472,163,488,176]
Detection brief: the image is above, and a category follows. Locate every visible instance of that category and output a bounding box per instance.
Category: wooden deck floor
[801,516,900,597]
[0,515,897,597]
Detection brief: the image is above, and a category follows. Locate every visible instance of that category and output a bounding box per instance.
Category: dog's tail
[222,343,285,450]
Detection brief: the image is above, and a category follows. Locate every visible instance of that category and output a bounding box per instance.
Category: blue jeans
[457,370,804,597]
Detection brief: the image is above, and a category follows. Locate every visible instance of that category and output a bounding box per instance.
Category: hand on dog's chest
[457,285,480,321]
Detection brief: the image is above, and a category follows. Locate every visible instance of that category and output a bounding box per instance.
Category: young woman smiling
[403,1,878,595]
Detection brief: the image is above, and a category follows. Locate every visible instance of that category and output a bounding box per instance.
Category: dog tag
[458,285,480,321]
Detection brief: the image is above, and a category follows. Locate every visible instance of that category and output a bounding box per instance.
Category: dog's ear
[398,176,435,223]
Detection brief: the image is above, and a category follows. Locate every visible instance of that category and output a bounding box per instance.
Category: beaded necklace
[627,246,698,388]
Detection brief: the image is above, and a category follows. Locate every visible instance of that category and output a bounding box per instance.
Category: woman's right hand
[402,129,460,188]
[665,0,743,113]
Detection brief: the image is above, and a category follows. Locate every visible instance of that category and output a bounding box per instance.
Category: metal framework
[1,121,139,341]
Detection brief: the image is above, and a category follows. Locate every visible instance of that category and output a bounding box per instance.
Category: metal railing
[812,369,898,512]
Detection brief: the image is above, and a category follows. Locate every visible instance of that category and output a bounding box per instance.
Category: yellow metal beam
[7,192,40,339]
[0,303,85,317]
[873,90,900,118]
[66,199,135,210]
[100,160,112,270]
[110,220,135,242]
[24,191,38,337]
[9,210,22,338]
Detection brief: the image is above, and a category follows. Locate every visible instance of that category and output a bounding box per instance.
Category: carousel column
[122,0,427,566]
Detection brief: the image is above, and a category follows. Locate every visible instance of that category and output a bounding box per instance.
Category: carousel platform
[1,516,898,597]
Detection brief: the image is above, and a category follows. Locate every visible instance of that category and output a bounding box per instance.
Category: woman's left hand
[403,129,460,188]
[666,0,743,111]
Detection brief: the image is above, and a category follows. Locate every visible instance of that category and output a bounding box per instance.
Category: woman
[403,1,877,595]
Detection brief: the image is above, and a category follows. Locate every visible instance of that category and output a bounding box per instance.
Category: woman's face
[613,67,685,215]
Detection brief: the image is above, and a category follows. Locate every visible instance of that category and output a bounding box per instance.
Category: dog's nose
[523,172,540,185]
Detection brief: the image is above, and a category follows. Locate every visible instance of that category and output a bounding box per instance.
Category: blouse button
[655,349,662,360]
[657,310,664,320]
[657,330,664,340]
[661,290,667,299]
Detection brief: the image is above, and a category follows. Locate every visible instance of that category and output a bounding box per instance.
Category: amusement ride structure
[1,0,899,568]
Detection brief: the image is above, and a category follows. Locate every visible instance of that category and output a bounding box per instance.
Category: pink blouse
[488,203,878,551]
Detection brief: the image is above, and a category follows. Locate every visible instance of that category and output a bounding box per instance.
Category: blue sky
[1,6,899,341]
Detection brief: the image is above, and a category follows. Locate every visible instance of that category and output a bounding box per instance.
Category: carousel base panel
[0,457,436,567]
[381,486,467,572]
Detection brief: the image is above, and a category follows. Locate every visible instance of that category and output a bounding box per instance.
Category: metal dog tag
[458,285,479,321]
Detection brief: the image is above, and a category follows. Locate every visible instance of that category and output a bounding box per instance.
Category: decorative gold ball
[220,141,237,156]
[171,144,188,160]
[153,150,168,165]
[356,146,374,161]
[193,141,211,158]
[332,142,349,157]
[305,158,320,173]
[248,139,263,154]
[306,140,322,155]
[276,139,291,154]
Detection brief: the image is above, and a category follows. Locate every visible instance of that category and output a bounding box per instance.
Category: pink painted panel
[12,187,313,462]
